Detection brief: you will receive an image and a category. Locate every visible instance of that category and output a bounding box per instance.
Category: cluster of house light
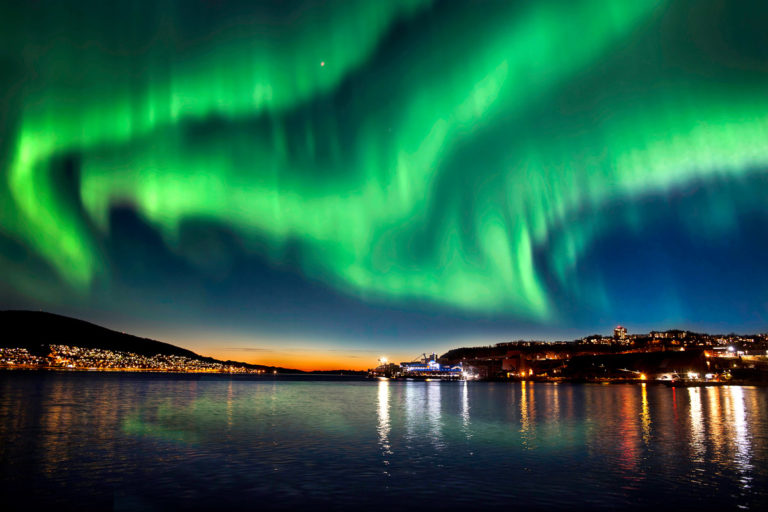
[0,345,265,373]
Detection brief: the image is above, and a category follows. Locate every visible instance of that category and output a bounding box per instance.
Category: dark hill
[1,310,201,358]
[0,310,303,373]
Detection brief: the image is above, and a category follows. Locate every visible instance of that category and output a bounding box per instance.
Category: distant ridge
[0,310,302,373]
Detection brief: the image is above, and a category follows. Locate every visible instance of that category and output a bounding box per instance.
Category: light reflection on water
[689,387,705,463]
[377,379,391,474]
[426,382,443,451]
[1,372,767,511]
[640,383,650,446]
[551,382,560,427]
[520,380,530,443]
[460,381,470,438]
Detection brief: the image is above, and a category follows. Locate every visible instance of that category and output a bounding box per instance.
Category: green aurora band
[2,0,768,321]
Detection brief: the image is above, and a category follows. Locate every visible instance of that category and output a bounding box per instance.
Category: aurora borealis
[2,0,768,369]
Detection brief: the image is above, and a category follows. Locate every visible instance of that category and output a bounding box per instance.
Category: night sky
[2,0,768,369]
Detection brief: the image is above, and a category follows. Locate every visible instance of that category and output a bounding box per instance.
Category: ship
[368,353,464,381]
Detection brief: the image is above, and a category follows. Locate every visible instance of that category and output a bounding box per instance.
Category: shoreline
[3,366,765,386]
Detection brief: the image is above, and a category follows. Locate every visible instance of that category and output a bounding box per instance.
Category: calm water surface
[1,372,767,510]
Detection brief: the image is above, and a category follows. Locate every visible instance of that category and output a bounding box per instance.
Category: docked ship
[369,353,464,381]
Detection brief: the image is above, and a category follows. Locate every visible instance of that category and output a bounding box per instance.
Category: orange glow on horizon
[204,349,376,371]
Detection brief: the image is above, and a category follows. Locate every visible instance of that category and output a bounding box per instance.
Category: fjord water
[1,373,767,510]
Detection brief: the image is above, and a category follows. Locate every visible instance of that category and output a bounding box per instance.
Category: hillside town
[371,327,768,384]
[0,345,265,373]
